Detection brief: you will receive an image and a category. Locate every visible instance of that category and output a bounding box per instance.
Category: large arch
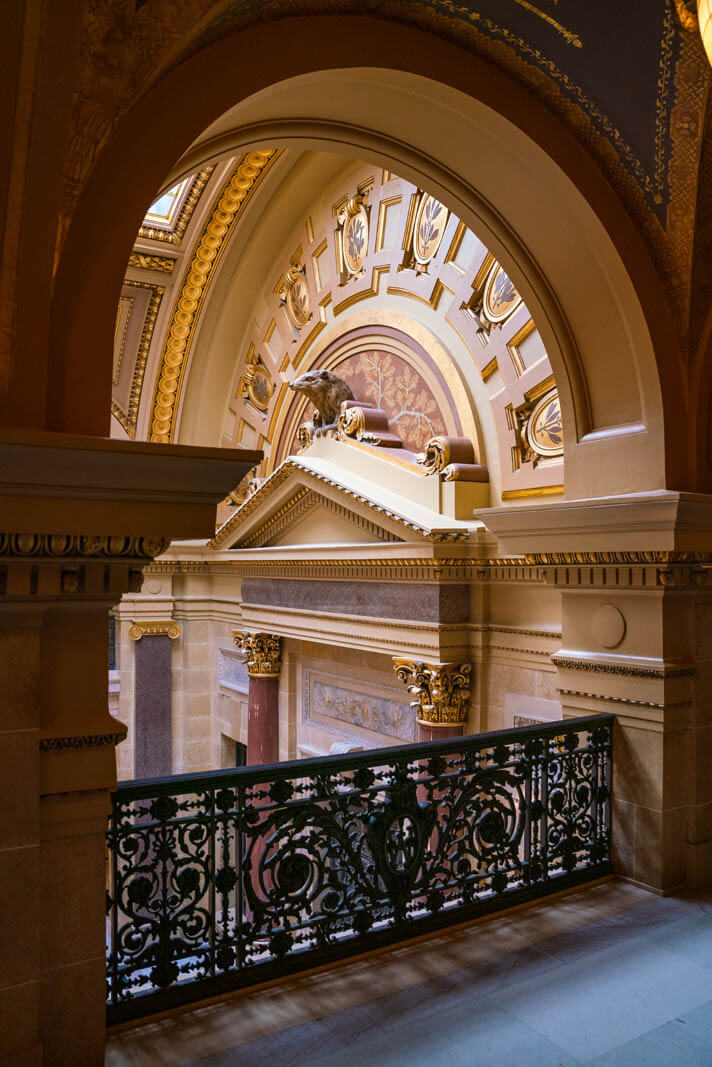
[50,15,685,498]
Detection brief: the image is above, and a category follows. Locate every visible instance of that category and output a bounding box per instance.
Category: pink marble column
[233,632,282,766]
[418,722,465,743]
[247,675,280,765]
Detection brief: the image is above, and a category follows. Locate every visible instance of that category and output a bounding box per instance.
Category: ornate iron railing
[106,713,613,1021]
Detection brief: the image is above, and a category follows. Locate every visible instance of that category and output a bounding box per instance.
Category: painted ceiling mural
[284,349,450,459]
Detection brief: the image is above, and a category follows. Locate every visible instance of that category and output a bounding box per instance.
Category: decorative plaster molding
[527,550,712,565]
[551,654,695,679]
[128,252,175,274]
[0,534,169,558]
[112,278,164,438]
[40,732,127,751]
[558,688,666,710]
[150,151,279,443]
[145,557,546,584]
[210,459,468,549]
[128,620,180,641]
[233,631,282,676]
[488,645,552,657]
[393,658,472,726]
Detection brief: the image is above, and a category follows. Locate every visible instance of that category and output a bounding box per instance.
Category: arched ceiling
[111,147,564,507]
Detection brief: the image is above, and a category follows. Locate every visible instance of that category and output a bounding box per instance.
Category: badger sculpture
[289,368,354,433]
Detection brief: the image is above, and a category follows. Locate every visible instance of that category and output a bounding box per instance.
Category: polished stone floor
[106,880,712,1066]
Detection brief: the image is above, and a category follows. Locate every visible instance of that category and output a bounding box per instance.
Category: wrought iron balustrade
[106,713,613,1021]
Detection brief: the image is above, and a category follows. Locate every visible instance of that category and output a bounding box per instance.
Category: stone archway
[50,16,684,500]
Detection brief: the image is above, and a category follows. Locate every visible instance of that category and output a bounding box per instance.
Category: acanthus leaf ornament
[233,631,282,677]
[392,659,472,726]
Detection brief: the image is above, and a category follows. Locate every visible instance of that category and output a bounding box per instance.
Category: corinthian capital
[233,631,282,677]
[392,658,472,726]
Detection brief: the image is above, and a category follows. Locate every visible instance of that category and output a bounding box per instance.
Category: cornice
[558,688,666,711]
[551,654,696,679]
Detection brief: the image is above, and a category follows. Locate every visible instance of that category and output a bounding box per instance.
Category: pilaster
[478,491,712,892]
[0,430,261,1065]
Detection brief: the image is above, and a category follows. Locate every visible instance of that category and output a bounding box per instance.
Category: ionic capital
[233,631,282,677]
[128,620,180,641]
[393,658,472,727]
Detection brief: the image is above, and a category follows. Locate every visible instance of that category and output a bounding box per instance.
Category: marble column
[392,659,472,741]
[129,621,180,778]
[233,632,282,765]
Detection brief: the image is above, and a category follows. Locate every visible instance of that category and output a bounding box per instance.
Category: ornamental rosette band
[234,631,282,677]
[392,658,472,726]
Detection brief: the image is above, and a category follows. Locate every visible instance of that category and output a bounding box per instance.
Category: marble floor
[106,880,712,1066]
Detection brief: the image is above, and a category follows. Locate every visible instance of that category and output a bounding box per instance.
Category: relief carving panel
[303,668,415,742]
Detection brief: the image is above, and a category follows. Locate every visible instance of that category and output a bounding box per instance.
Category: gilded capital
[234,631,282,677]
[392,658,472,727]
[129,620,180,641]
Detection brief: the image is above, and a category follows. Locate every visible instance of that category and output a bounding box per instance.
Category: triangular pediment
[210,449,475,552]
[263,491,398,547]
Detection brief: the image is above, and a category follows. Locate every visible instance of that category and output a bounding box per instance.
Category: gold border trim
[112,279,164,438]
[501,484,563,500]
[149,151,279,443]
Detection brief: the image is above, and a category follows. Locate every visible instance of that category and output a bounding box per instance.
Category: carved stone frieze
[233,631,282,677]
[40,731,127,751]
[392,658,472,726]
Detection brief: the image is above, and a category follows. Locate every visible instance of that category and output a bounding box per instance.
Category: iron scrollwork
[106,714,613,1021]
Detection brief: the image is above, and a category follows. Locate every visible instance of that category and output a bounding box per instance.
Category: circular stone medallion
[249,366,273,411]
[414,195,449,264]
[287,274,311,328]
[483,263,522,323]
[591,605,626,649]
[343,205,369,274]
[526,391,564,458]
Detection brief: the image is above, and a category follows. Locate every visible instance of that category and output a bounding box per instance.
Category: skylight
[144,177,191,229]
